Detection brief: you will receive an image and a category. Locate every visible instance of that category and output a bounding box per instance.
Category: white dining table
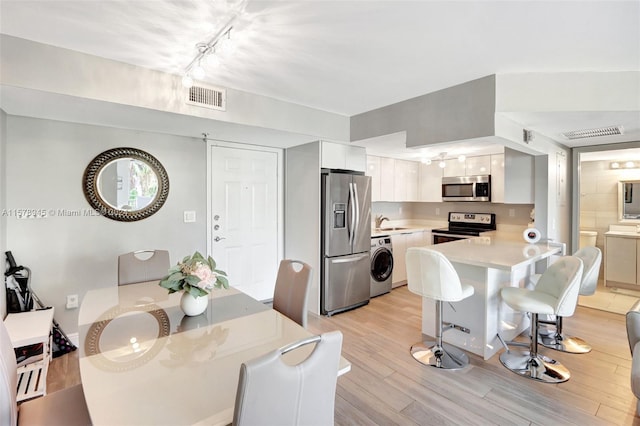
[78,282,350,426]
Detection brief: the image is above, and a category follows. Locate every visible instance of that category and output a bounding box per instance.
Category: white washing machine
[370,236,393,297]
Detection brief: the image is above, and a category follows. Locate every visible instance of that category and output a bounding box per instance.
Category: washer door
[371,248,393,282]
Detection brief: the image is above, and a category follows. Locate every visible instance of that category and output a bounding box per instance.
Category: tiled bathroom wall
[580,160,640,249]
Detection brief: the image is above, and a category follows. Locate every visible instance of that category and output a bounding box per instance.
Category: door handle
[214,236,226,242]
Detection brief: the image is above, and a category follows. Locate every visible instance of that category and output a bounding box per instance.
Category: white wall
[5,115,208,333]
[0,109,7,318]
[0,34,349,144]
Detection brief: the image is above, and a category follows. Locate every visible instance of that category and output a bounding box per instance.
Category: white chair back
[573,246,602,296]
[272,260,312,328]
[406,247,467,302]
[0,319,18,426]
[118,249,170,286]
[535,256,584,317]
[233,331,342,426]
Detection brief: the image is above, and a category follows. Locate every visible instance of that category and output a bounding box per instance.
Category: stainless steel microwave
[442,175,491,202]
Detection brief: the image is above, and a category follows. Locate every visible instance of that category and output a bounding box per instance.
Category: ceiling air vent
[562,125,624,140]
[186,85,226,111]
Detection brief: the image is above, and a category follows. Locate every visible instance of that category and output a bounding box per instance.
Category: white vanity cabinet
[605,233,640,289]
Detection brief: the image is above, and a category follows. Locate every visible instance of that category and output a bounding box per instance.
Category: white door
[208,143,281,301]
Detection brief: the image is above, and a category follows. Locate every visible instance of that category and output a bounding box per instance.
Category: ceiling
[0,0,639,158]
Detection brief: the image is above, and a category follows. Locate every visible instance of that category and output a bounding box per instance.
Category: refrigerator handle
[331,253,369,263]
[353,181,360,244]
[348,182,356,246]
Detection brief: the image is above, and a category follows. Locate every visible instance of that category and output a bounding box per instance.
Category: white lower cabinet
[391,234,408,286]
[391,230,432,286]
[605,234,640,288]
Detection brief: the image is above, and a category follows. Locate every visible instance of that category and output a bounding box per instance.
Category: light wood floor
[47,285,639,425]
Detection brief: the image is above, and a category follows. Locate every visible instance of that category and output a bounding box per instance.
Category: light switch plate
[183,211,196,223]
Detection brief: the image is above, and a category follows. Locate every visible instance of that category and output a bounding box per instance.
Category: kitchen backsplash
[372,202,534,226]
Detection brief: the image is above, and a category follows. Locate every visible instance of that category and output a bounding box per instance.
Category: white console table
[4,308,55,401]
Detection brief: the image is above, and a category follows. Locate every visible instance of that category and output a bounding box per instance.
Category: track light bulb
[192,64,205,80]
[181,75,194,88]
[205,53,220,67]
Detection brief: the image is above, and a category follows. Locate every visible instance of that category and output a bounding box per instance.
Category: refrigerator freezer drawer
[322,252,370,315]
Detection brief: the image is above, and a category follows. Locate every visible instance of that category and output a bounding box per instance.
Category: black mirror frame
[83,147,169,222]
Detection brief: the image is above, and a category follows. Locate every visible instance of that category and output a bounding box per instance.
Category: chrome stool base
[539,334,591,354]
[410,340,470,370]
[499,350,570,383]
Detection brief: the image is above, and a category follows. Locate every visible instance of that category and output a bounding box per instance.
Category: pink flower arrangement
[159,251,228,297]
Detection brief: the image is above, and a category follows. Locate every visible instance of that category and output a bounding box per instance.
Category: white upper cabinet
[379,157,395,201]
[418,162,442,202]
[321,142,366,172]
[442,159,466,177]
[443,155,491,177]
[366,155,381,202]
[491,148,534,204]
[465,155,491,176]
[490,154,505,203]
[368,156,419,202]
[394,160,419,201]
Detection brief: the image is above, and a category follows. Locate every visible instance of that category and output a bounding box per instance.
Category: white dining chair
[272,259,312,328]
[233,330,343,426]
[118,249,170,285]
[0,318,92,426]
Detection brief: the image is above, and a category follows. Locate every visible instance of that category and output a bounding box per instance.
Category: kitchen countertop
[427,235,562,271]
[371,221,529,240]
[605,225,640,238]
[371,220,446,237]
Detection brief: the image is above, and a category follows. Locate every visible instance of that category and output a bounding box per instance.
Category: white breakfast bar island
[421,235,562,360]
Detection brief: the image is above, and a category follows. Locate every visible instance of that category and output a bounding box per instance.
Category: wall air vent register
[186,85,226,111]
[562,125,624,140]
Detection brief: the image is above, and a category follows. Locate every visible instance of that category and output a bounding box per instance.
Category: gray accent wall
[5,115,208,333]
[350,75,496,147]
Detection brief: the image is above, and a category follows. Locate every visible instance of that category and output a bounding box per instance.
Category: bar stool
[499,256,583,383]
[406,247,474,370]
[539,246,602,353]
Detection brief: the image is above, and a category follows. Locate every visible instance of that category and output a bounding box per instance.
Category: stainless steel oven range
[431,212,496,244]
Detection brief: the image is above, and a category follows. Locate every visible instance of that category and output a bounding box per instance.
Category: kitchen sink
[378,227,410,231]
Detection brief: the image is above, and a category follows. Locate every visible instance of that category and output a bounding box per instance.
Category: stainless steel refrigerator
[321,170,371,315]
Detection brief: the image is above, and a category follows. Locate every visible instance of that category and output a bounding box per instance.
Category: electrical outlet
[66,294,78,309]
[509,208,515,217]
[436,208,440,215]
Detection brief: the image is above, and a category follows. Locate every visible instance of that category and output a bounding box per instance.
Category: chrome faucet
[375,215,389,229]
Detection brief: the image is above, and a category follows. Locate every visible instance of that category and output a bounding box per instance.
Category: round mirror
[83,148,169,221]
